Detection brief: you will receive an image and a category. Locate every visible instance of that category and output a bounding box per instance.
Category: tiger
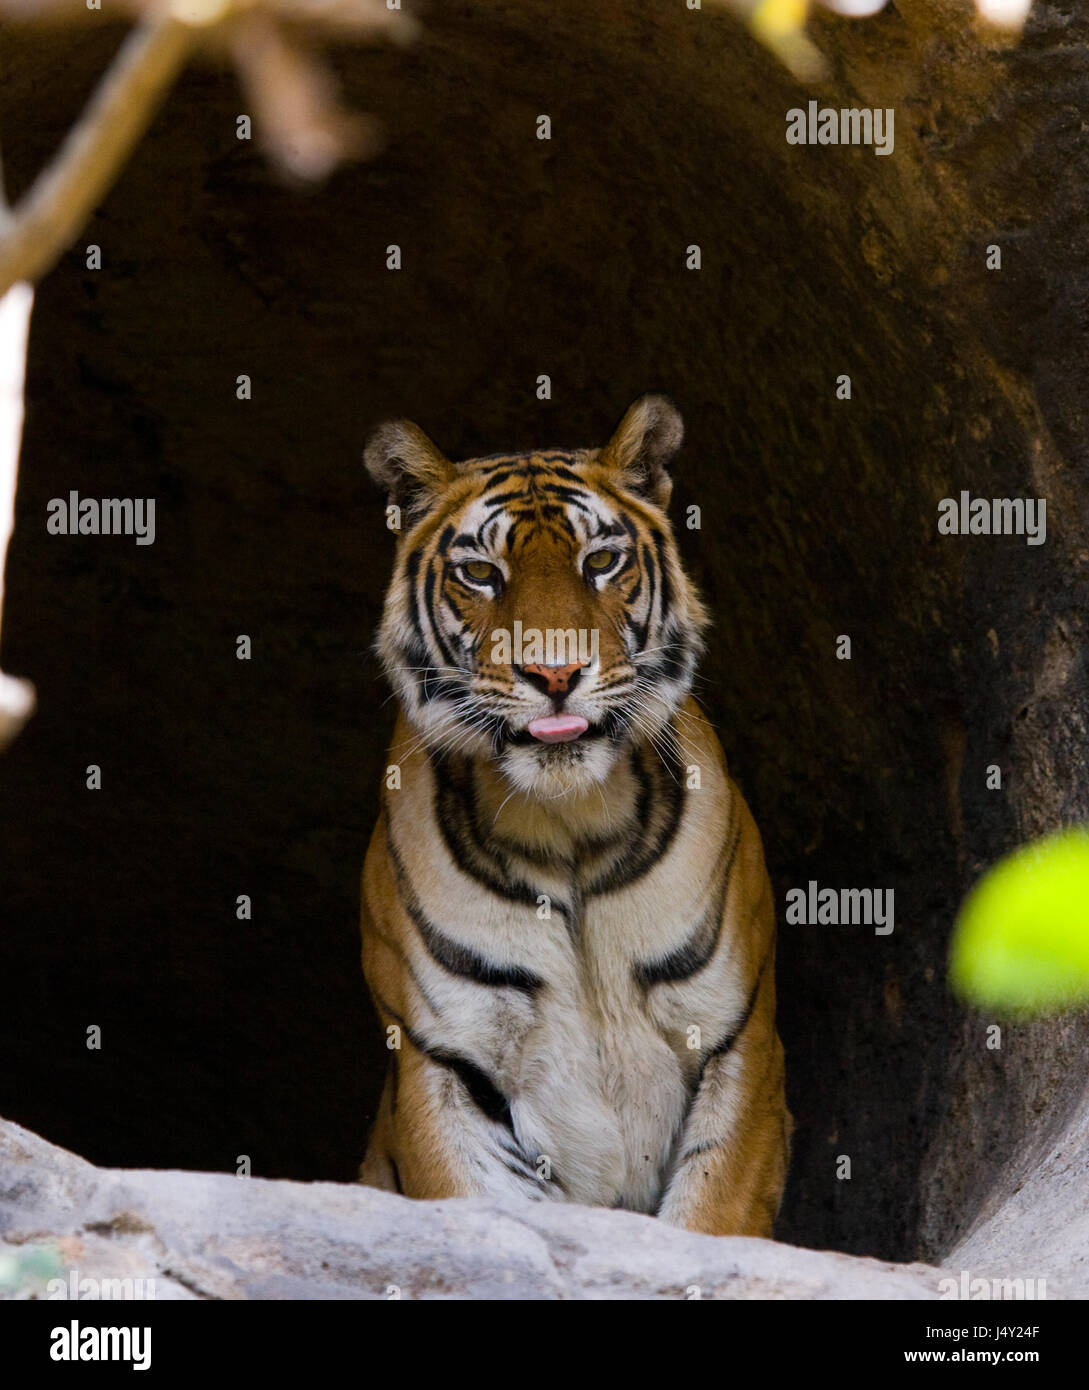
[358,395,790,1237]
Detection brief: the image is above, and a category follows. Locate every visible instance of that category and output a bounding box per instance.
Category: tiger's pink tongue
[527,714,589,744]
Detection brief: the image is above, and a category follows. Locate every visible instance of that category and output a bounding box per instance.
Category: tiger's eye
[464,560,497,582]
[586,550,617,571]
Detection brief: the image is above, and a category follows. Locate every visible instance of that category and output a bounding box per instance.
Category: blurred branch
[0,0,1033,754]
[0,0,415,747]
[0,0,418,298]
[228,14,382,180]
[0,280,35,751]
[709,0,1034,81]
[0,13,194,297]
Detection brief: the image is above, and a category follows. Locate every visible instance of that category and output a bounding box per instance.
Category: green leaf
[950,826,1089,1016]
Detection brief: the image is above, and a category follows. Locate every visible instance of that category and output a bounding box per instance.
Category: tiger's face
[366,396,709,797]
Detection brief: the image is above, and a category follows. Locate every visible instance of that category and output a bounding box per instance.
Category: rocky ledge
[0,1117,948,1300]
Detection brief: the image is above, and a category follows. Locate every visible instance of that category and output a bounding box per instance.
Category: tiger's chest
[433,874,737,1212]
[382,725,745,1211]
[532,900,699,1211]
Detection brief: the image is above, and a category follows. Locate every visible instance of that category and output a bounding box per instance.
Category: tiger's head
[365,395,709,797]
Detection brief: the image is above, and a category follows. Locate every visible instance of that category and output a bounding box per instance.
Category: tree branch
[0,281,35,750]
[0,13,195,297]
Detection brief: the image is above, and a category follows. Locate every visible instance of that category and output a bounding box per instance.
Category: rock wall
[0,0,1087,1273]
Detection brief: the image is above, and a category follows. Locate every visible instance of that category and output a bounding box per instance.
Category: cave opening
[1,0,1087,1272]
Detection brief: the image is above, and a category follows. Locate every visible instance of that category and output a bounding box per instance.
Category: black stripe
[636,630,694,687]
[430,1050,513,1129]
[633,809,740,987]
[524,502,566,522]
[369,988,515,1133]
[495,1134,567,1189]
[501,1157,539,1184]
[634,538,656,650]
[432,755,575,925]
[403,953,447,1018]
[403,551,459,704]
[466,453,580,476]
[497,1137,547,1186]
[659,949,775,1188]
[643,536,660,632]
[699,948,770,1073]
[423,560,462,674]
[634,896,720,988]
[677,1138,719,1162]
[538,483,594,505]
[402,551,428,698]
[388,1155,405,1195]
[584,738,685,895]
[652,529,674,614]
[478,500,524,531]
[490,826,573,871]
[479,488,531,509]
[479,470,517,491]
[387,829,544,994]
[370,987,408,1033]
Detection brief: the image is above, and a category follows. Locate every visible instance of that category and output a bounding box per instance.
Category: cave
[1,0,1087,1283]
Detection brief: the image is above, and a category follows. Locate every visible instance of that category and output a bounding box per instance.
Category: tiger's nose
[520,661,587,699]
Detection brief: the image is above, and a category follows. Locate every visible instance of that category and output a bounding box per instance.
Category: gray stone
[0,1117,944,1299]
[944,1073,1089,1301]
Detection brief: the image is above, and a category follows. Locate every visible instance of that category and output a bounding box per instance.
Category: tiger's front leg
[656,943,791,1238]
[358,1033,558,1203]
[359,821,560,1204]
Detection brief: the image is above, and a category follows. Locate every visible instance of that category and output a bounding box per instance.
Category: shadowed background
[1,0,1087,1262]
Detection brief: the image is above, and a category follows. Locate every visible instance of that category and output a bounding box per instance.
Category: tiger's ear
[600,395,683,508]
[364,420,455,519]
